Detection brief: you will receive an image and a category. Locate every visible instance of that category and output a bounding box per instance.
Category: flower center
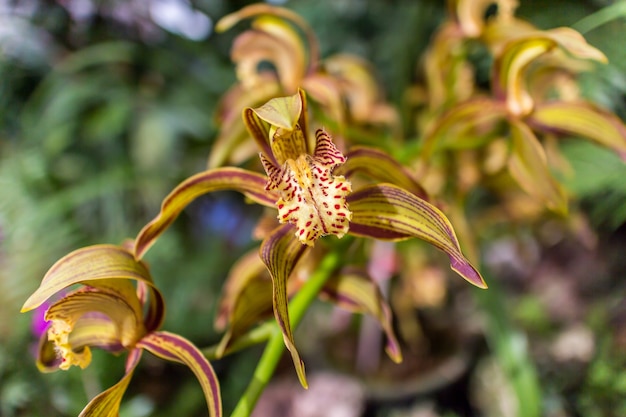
[262,129,352,245]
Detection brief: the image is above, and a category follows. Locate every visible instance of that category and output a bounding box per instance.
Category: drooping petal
[136,281,166,333]
[528,101,626,157]
[507,120,568,215]
[259,223,309,388]
[339,146,428,199]
[347,184,486,288]
[78,348,142,417]
[134,168,275,259]
[22,245,154,312]
[321,268,402,363]
[137,331,222,417]
[214,250,274,356]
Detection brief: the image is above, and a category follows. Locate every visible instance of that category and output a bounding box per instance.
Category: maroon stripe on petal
[138,331,222,417]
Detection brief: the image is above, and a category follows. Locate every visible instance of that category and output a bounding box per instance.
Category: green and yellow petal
[137,331,222,417]
[347,184,486,288]
[259,223,309,387]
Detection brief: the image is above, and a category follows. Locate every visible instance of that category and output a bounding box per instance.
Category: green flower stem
[230,249,342,417]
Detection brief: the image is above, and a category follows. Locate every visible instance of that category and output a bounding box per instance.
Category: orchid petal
[134,168,275,259]
[259,223,309,388]
[494,28,607,116]
[244,89,310,164]
[44,287,145,369]
[421,98,507,157]
[216,4,319,72]
[22,245,154,312]
[78,348,142,417]
[322,268,402,363]
[214,250,274,356]
[508,120,568,215]
[137,331,222,417]
[209,79,282,168]
[229,23,304,92]
[453,0,519,37]
[347,184,486,288]
[339,146,428,199]
[528,101,626,157]
[495,37,554,116]
[37,315,124,372]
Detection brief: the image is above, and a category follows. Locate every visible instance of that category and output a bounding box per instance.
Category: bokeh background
[1,0,626,416]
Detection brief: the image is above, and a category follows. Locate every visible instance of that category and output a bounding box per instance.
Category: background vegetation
[1,0,625,416]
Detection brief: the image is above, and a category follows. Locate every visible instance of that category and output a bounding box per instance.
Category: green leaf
[133,168,275,259]
[78,348,142,417]
[339,146,428,199]
[322,268,402,363]
[508,120,568,215]
[137,331,222,417]
[22,245,154,312]
[259,223,309,388]
[347,184,486,288]
[528,101,626,156]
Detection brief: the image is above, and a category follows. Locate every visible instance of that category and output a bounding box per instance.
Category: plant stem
[230,250,342,417]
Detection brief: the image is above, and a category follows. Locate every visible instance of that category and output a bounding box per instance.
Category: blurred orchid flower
[21,244,221,417]
[132,90,485,388]
[421,24,626,215]
[210,4,399,167]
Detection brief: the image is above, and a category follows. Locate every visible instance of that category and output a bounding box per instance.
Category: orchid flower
[131,90,485,388]
[210,4,399,168]
[21,244,221,417]
[420,22,626,216]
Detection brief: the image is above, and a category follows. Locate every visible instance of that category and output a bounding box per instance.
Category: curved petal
[339,146,428,199]
[347,184,486,288]
[508,120,568,215]
[243,89,310,164]
[137,331,222,417]
[134,168,275,259]
[44,287,145,369]
[421,98,507,157]
[494,28,608,116]
[78,348,142,417]
[137,281,166,333]
[454,0,518,37]
[321,268,402,363]
[494,37,554,116]
[37,315,126,372]
[22,245,153,312]
[215,3,319,72]
[259,223,309,387]
[528,101,626,157]
[209,79,282,168]
[214,250,274,356]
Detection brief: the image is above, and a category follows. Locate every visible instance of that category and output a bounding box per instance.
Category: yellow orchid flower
[131,90,485,388]
[21,244,221,417]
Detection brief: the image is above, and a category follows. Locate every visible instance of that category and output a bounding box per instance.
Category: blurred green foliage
[1,0,626,416]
